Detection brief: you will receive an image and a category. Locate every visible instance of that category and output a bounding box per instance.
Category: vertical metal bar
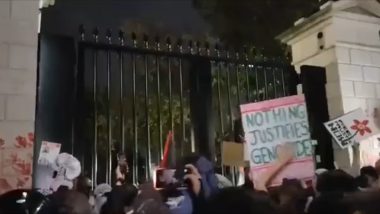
[92,28,99,187]
[190,127,195,153]
[215,46,225,136]
[167,38,174,133]
[243,50,250,102]
[216,62,225,174]
[281,67,287,96]
[245,64,250,102]
[235,52,241,104]
[215,45,224,176]
[106,29,112,184]
[273,67,278,98]
[143,35,151,180]
[76,26,85,169]
[132,33,138,184]
[178,40,185,156]
[71,67,78,156]
[231,166,236,185]
[255,66,260,101]
[226,52,233,131]
[263,67,269,100]
[167,38,174,166]
[226,51,235,184]
[119,31,126,153]
[155,37,163,160]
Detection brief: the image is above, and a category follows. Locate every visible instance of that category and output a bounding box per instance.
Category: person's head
[360,166,378,188]
[316,169,356,194]
[40,190,92,214]
[278,179,306,203]
[93,183,112,214]
[344,191,380,214]
[201,187,278,214]
[277,179,308,214]
[100,184,138,214]
[0,189,48,214]
[355,175,370,190]
[375,159,380,175]
[308,192,348,214]
[74,175,92,198]
[131,182,170,214]
[312,169,328,195]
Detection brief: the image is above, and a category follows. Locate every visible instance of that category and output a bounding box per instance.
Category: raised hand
[184,164,202,195]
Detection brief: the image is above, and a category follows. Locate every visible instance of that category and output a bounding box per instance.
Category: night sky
[41,0,210,38]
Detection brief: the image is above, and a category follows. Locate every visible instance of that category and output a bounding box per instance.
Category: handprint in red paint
[27,133,34,143]
[0,179,12,195]
[0,138,4,149]
[12,161,32,176]
[15,136,28,148]
[10,153,18,164]
[16,176,30,188]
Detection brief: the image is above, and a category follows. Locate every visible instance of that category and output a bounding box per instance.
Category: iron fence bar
[119,31,126,153]
[215,46,225,137]
[92,29,99,187]
[167,38,174,166]
[178,40,185,157]
[235,53,241,104]
[155,38,163,160]
[226,56,236,184]
[143,35,151,181]
[225,55,233,132]
[245,64,250,102]
[71,72,77,156]
[132,33,138,184]
[254,66,260,102]
[217,65,224,133]
[76,29,85,169]
[216,61,225,176]
[106,30,113,184]
[281,67,287,96]
[273,67,278,98]
[263,67,269,100]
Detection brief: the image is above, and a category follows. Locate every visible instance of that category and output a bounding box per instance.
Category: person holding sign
[240,95,315,187]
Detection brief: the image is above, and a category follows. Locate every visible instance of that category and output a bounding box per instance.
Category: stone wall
[0,0,39,194]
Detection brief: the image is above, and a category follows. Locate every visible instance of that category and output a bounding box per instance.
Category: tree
[193,0,329,56]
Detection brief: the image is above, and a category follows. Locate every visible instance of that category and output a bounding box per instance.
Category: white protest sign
[324,108,378,149]
[38,141,61,166]
[240,95,314,186]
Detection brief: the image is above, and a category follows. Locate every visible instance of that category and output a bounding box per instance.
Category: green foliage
[193,0,329,56]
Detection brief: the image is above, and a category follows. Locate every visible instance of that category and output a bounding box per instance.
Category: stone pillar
[0,0,40,193]
[277,0,380,175]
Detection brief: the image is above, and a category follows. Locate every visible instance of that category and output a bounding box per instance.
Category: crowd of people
[1,145,380,214]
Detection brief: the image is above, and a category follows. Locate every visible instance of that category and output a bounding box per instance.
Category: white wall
[0,0,39,194]
[279,2,380,174]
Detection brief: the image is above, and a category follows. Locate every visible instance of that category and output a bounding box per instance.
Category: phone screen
[155,169,176,189]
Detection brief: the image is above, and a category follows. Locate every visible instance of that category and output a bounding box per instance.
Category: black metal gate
[72,28,297,186]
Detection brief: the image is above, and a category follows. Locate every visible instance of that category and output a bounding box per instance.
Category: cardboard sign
[38,141,61,166]
[221,142,246,167]
[324,109,378,149]
[240,95,314,185]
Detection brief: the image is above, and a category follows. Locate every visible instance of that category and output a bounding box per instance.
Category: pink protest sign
[240,95,315,186]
